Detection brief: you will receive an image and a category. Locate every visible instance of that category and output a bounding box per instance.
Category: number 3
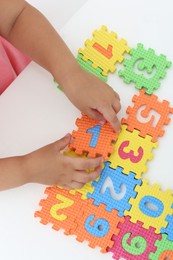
[118,140,143,163]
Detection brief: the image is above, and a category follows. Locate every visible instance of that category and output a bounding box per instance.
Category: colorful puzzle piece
[125,179,173,234]
[149,234,173,259]
[108,216,161,259]
[77,54,107,81]
[122,90,173,142]
[109,125,158,178]
[35,187,85,235]
[73,198,124,253]
[78,25,130,76]
[161,204,173,241]
[69,113,118,160]
[118,43,172,94]
[87,161,142,216]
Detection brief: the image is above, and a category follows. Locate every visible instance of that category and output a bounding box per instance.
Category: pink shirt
[0,36,31,94]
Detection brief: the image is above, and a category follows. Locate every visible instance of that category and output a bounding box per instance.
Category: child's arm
[0,0,121,131]
[0,134,103,191]
[0,0,121,191]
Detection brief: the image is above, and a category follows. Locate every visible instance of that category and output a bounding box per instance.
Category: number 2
[50,194,74,221]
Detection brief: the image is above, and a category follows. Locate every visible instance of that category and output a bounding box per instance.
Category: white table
[0,1,173,259]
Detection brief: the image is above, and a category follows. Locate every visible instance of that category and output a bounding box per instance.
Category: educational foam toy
[109,125,158,178]
[69,113,118,160]
[161,205,173,241]
[108,216,162,260]
[118,43,172,94]
[36,25,173,260]
[73,198,124,253]
[87,161,142,216]
[78,25,130,76]
[122,90,173,142]
[35,186,85,235]
[77,54,107,81]
[125,179,173,234]
[149,234,173,259]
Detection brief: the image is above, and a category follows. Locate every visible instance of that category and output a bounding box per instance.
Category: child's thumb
[55,133,71,151]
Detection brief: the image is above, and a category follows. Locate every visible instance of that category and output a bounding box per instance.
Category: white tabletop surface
[0,0,173,259]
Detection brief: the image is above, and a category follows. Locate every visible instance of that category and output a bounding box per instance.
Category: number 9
[122,233,147,255]
[85,214,110,237]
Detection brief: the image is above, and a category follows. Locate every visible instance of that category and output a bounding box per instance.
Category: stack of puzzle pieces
[35,25,173,259]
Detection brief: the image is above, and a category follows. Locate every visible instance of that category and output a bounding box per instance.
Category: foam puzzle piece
[107,216,161,260]
[35,186,85,235]
[122,90,173,142]
[73,198,124,253]
[69,113,118,160]
[161,204,173,241]
[78,25,130,76]
[77,54,107,81]
[87,162,142,216]
[118,43,172,94]
[125,179,173,234]
[109,125,158,178]
[149,234,173,259]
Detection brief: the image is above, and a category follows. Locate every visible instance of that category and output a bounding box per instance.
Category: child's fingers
[61,184,71,190]
[85,108,105,123]
[71,156,103,171]
[99,104,120,132]
[114,91,120,101]
[73,166,102,183]
[113,100,121,113]
[68,181,85,190]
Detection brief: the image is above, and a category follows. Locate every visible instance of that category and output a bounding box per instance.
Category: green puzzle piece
[119,43,172,94]
[149,234,173,259]
[77,54,107,82]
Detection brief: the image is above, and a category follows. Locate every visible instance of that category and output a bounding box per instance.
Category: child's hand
[61,67,121,132]
[24,134,103,190]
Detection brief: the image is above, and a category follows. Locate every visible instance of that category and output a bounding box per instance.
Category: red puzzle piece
[108,216,161,259]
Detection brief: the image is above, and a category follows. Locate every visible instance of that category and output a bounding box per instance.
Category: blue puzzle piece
[87,161,142,216]
[161,204,173,241]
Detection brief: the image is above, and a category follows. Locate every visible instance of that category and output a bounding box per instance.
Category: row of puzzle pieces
[36,26,173,259]
[35,184,173,259]
[77,25,171,94]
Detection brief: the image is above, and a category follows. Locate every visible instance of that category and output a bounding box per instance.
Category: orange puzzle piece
[122,90,173,142]
[35,186,84,235]
[69,113,118,160]
[73,198,124,253]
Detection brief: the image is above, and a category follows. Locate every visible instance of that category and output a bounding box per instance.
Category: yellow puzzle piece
[109,125,158,178]
[125,179,173,233]
[78,25,130,76]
